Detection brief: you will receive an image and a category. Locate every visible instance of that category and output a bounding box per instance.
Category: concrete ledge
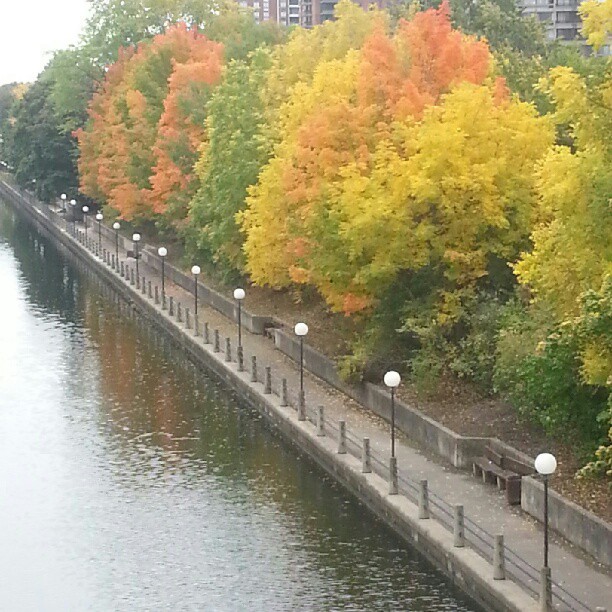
[139,246,275,335]
[1,180,541,612]
[77,217,275,336]
[521,476,612,568]
[273,327,488,468]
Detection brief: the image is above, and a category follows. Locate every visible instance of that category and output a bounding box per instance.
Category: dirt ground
[161,245,611,523]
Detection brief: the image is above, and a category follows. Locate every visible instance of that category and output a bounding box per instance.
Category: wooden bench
[472,447,527,505]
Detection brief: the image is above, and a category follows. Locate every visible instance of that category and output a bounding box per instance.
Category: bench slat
[484,446,504,467]
[503,456,532,476]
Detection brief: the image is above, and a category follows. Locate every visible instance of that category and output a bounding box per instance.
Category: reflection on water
[0,201,480,611]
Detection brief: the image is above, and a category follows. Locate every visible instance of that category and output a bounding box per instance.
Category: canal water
[0,199,480,611]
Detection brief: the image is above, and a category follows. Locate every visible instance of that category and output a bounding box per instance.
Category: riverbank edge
[1,183,539,612]
[9,179,609,568]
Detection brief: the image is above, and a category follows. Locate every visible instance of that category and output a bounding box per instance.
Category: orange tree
[77,23,223,224]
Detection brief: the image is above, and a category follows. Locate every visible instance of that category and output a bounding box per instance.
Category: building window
[556,10,578,22]
[558,28,579,39]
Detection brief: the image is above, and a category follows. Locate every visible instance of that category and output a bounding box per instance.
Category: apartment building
[238,0,292,24]
[238,0,385,27]
[519,0,582,42]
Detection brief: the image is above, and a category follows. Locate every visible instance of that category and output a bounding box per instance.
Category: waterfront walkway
[29,195,612,611]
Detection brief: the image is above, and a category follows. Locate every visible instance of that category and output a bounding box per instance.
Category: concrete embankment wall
[1,181,542,611]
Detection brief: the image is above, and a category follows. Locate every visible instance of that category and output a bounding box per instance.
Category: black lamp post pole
[161,258,165,302]
[544,475,549,568]
[238,300,242,347]
[300,337,304,397]
[391,388,396,458]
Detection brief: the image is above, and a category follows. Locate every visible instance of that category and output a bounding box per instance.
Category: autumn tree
[240,2,553,383]
[150,32,224,224]
[579,0,612,50]
[515,66,611,321]
[77,24,223,223]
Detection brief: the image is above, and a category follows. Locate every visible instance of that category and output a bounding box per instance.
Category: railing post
[148,280,152,299]
[112,254,116,270]
[250,356,257,382]
[338,420,347,454]
[168,296,174,316]
[419,480,430,519]
[194,315,199,336]
[177,302,182,322]
[454,505,465,547]
[130,268,135,286]
[213,329,220,352]
[494,535,505,580]
[120,261,125,277]
[389,456,398,495]
[154,285,159,305]
[540,567,552,612]
[280,378,288,407]
[317,406,325,437]
[264,366,272,394]
[297,391,306,421]
[225,337,231,362]
[203,322,210,344]
[141,275,146,295]
[185,307,191,329]
[103,248,107,263]
[237,345,244,372]
[362,438,372,473]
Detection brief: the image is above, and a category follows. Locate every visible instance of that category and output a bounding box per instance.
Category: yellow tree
[579,0,612,50]
[319,83,553,316]
[242,2,551,322]
[515,66,612,320]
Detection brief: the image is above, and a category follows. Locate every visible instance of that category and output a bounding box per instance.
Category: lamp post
[60,193,67,213]
[70,199,76,233]
[113,221,120,265]
[82,205,89,241]
[132,233,141,280]
[384,371,401,458]
[294,322,309,410]
[234,288,245,347]
[158,246,167,305]
[191,265,201,317]
[535,452,557,569]
[96,212,103,251]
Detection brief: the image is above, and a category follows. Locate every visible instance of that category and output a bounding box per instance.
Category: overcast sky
[0,0,90,86]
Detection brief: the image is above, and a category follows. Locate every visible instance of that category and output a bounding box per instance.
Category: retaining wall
[273,327,489,468]
[89,217,274,335]
[522,476,612,568]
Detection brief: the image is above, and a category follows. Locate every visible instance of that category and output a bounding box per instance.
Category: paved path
[56,207,612,611]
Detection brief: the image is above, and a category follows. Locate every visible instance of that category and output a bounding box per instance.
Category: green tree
[188,51,273,274]
[4,78,78,200]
